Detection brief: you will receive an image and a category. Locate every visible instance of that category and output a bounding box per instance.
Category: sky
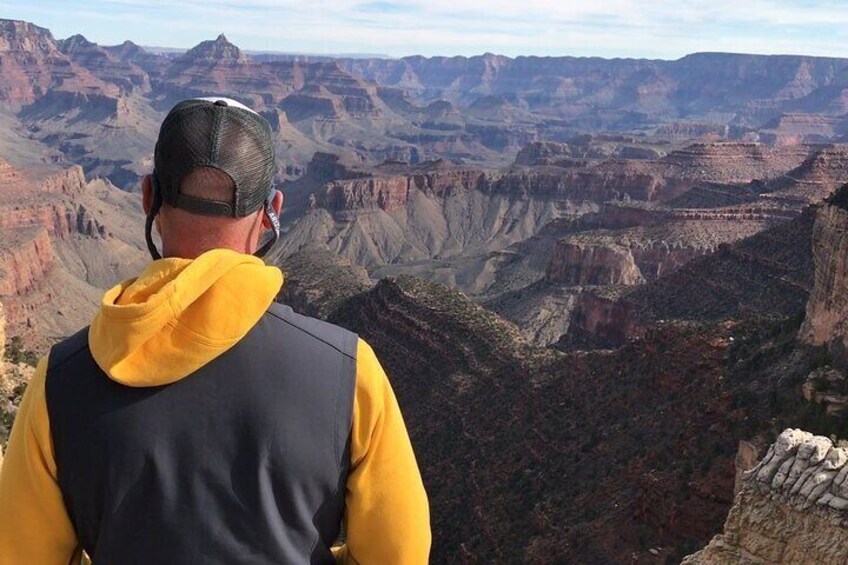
[4,0,848,59]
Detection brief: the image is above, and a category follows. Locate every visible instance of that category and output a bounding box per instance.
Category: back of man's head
[143,97,282,260]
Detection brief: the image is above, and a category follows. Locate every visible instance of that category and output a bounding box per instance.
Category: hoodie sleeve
[333,339,431,565]
[0,356,80,564]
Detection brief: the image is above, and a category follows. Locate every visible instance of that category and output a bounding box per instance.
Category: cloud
[355,1,418,14]
[5,0,848,58]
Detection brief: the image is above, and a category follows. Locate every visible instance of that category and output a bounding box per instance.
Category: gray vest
[45,303,357,564]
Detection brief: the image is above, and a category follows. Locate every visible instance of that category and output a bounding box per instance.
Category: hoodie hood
[89,248,284,387]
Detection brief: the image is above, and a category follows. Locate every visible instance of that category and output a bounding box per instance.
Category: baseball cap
[145,97,281,259]
[153,97,276,217]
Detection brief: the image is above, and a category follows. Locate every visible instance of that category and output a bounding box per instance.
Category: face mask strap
[254,190,281,259]
[146,179,280,260]
[145,174,164,260]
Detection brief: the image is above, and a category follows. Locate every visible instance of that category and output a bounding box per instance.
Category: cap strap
[174,193,235,217]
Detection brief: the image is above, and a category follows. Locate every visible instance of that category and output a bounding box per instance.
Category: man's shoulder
[47,327,91,370]
[264,302,358,361]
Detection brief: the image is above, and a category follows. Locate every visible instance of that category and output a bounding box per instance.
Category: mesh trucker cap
[146,97,281,259]
[153,97,276,217]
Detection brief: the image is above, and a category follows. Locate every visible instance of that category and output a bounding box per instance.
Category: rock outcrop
[622,207,816,329]
[765,146,848,207]
[0,19,118,107]
[0,164,109,303]
[0,159,146,346]
[759,113,848,146]
[316,167,485,213]
[544,217,769,289]
[684,429,848,564]
[58,34,149,93]
[661,143,812,184]
[0,300,35,457]
[545,242,644,286]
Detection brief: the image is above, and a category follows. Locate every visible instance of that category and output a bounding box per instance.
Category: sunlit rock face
[0,301,36,463]
[683,429,848,565]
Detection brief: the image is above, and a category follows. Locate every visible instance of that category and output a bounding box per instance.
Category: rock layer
[684,429,848,564]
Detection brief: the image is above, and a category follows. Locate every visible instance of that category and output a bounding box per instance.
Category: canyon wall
[684,429,848,564]
[545,242,644,286]
[316,168,485,213]
[545,239,713,287]
[0,165,107,301]
[799,189,848,356]
[0,158,145,344]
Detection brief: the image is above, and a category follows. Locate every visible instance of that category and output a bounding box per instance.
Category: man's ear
[142,174,153,215]
[261,189,284,229]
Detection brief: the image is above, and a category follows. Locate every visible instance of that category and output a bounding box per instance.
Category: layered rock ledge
[684,429,848,564]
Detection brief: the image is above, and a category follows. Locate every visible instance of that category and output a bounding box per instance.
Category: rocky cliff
[684,429,848,564]
[620,207,816,331]
[799,186,848,356]
[545,242,645,286]
[545,217,771,289]
[0,159,146,347]
[0,20,118,107]
[764,146,848,207]
[58,34,149,94]
[315,167,485,213]
[313,268,822,562]
[342,52,848,127]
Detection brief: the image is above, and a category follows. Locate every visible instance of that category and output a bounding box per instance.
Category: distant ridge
[141,45,392,60]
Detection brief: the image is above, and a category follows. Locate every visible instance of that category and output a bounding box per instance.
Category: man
[0,98,431,563]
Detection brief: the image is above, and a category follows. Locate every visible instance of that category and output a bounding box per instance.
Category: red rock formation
[545,242,644,286]
[0,165,100,240]
[316,168,485,212]
[488,165,692,203]
[0,19,118,107]
[102,40,170,82]
[58,34,149,93]
[0,158,38,202]
[764,146,848,206]
[515,139,664,167]
[0,227,55,296]
[0,20,61,106]
[759,113,848,145]
[305,152,368,183]
[157,34,384,122]
[558,291,644,349]
[0,161,107,321]
[37,165,86,195]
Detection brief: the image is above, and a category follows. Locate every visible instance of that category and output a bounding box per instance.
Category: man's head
[143,97,283,260]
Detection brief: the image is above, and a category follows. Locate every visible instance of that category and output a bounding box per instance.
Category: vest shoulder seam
[265,309,357,361]
[48,330,91,370]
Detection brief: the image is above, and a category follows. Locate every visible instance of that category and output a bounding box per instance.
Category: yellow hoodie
[0,248,430,564]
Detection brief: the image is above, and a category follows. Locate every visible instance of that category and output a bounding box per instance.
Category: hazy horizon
[5,0,848,60]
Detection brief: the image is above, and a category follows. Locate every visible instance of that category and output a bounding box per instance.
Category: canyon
[4,15,848,564]
[0,157,146,348]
